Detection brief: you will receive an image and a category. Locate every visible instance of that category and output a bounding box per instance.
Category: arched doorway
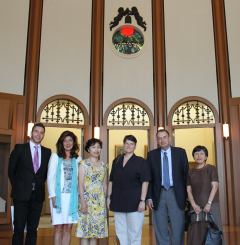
[37,94,89,215]
[168,96,227,223]
[102,98,154,222]
[103,98,154,164]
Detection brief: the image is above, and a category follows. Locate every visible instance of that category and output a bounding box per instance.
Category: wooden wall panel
[152,0,166,127]
[212,0,235,225]
[230,99,240,224]
[0,92,24,226]
[0,100,11,129]
[0,93,24,138]
[14,103,25,144]
[24,0,43,123]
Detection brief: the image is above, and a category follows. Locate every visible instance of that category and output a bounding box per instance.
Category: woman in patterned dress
[76,138,108,245]
[47,130,81,245]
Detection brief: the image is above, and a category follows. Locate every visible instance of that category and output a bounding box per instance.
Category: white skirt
[50,193,78,225]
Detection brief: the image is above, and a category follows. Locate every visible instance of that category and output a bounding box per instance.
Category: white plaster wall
[0,0,29,95]
[103,0,154,114]
[38,0,92,111]
[225,0,240,98]
[165,0,219,112]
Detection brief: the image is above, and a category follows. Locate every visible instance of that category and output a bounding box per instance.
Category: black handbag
[184,200,191,231]
[204,213,223,245]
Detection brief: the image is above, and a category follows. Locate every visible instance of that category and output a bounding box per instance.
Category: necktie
[163,152,170,190]
[33,145,39,173]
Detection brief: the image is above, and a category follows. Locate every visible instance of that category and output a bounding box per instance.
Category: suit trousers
[12,191,43,245]
[153,188,185,245]
[114,211,144,245]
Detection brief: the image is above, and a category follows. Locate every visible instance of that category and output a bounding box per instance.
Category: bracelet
[207,201,212,205]
[140,199,145,202]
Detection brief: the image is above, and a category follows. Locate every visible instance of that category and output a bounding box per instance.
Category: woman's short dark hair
[56,131,79,158]
[123,135,137,144]
[192,145,208,157]
[85,138,103,152]
[32,122,45,132]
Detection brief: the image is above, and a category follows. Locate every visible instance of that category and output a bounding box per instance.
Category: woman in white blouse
[47,131,81,245]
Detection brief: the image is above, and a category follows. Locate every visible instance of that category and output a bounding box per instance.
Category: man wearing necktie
[8,123,51,245]
[147,129,188,245]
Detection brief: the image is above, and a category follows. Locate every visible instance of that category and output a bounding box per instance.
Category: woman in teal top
[47,131,81,245]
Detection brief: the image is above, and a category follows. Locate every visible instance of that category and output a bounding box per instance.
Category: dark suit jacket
[8,143,51,202]
[147,146,188,210]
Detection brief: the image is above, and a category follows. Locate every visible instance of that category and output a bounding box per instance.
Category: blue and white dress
[47,153,81,225]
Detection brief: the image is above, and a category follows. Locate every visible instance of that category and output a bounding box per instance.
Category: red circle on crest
[120,26,135,37]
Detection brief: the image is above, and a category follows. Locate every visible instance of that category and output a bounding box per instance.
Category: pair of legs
[54,224,73,245]
[153,188,185,245]
[114,211,144,245]
[12,193,43,245]
[80,238,97,245]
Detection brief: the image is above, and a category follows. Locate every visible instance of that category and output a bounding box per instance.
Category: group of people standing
[8,122,223,245]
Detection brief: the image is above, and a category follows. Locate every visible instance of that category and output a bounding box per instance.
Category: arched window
[37,95,88,126]
[40,99,84,125]
[107,102,150,127]
[172,100,216,126]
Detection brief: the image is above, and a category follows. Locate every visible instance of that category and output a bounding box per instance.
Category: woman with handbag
[187,145,223,245]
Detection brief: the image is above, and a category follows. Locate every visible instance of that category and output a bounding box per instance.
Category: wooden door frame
[167,96,227,224]
[101,98,155,163]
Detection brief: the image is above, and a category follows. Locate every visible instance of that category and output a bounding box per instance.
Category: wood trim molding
[0,92,25,102]
[24,0,43,124]
[168,96,219,127]
[229,103,240,225]
[36,94,89,125]
[152,0,166,127]
[230,97,240,105]
[89,0,104,135]
[212,0,232,115]
[212,0,235,225]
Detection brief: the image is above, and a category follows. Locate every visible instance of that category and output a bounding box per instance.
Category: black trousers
[12,191,43,245]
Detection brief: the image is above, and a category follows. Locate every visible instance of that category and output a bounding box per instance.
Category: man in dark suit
[8,122,51,245]
[147,129,188,245]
